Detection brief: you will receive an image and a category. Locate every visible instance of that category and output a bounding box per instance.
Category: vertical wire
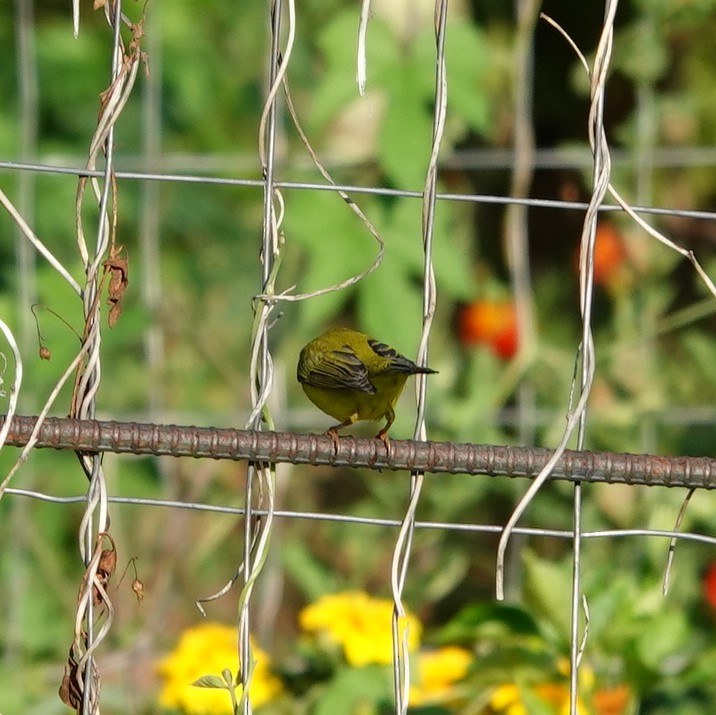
[390,1,447,712]
[140,0,164,416]
[6,0,38,668]
[569,2,618,711]
[634,19,657,455]
[506,0,538,415]
[502,0,540,602]
[239,2,283,712]
[567,486,584,715]
[77,2,125,710]
[260,1,283,288]
[14,0,38,351]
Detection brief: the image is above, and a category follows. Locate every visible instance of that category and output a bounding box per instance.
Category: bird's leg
[375,408,395,458]
[325,415,357,455]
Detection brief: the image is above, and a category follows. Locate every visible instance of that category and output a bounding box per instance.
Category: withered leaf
[99,547,117,579]
[103,246,129,328]
[58,647,82,710]
[132,578,145,604]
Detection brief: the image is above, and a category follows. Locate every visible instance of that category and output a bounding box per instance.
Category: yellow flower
[157,622,282,714]
[489,684,528,715]
[409,646,472,706]
[556,658,595,691]
[299,591,422,666]
[490,680,591,715]
[536,659,592,715]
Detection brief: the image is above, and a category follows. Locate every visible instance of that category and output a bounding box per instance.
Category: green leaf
[284,190,379,276]
[312,665,392,715]
[379,70,434,188]
[636,609,693,673]
[282,189,381,334]
[521,686,561,715]
[437,602,542,644]
[411,21,493,136]
[388,198,475,301]
[357,247,424,352]
[522,551,574,645]
[443,350,515,441]
[312,11,398,129]
[613,20,669,84]
[443,21,494,135]
[680,330,716,392]
[281,540,339,600]
[192,674,230,689]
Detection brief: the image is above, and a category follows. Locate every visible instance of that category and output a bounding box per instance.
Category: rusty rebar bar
[2,414,715,489]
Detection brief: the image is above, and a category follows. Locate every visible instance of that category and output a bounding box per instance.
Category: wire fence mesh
[2,1,716,714]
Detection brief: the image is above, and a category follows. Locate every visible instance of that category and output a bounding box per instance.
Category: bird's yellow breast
[301,373,410,423]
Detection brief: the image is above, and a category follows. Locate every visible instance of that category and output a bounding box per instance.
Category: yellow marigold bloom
[556,657,595,691]
[489,684,528,715]
[299,591,422,666]
[491,681,590,715]
[409,646,472,706]
[157,622,282,714]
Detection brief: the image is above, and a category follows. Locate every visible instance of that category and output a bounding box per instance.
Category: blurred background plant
[157,584,712,714]
[2,0,716,713]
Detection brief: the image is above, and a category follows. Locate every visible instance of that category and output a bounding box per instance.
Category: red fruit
[703,561,716,609]
[457,300,518,359]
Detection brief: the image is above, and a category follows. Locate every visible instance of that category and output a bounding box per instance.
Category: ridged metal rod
[2,414,715,489]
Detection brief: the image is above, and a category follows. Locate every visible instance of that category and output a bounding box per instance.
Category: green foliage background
[2,0,716,712]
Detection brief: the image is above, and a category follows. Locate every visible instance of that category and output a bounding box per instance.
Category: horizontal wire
[3,414,716,489]
[6,486,716,546]
[5,143,716,173]
[2,158,716,221]
[443,145,716,170]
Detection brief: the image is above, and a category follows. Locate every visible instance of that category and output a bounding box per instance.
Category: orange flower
[457,300,518,359]
[574,221,628,288]
[593,684,631,715]
[594,222,627,285]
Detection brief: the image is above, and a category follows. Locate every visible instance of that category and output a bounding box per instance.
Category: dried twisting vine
[57,4,147,712]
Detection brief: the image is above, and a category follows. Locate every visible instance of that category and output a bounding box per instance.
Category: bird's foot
[326,427,341,456]
[376,429,392,461]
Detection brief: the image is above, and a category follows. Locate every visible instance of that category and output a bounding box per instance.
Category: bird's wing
[368,338,430,374]
[298,345,377,394]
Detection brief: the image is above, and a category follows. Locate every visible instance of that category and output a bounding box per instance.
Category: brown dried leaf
[108,302,122,329]
[58,668,73,708]
[103,245,129,328]
[132,578,145,603]
[99,547,117,579]
[58,647,82,710]
[92,533,117,606]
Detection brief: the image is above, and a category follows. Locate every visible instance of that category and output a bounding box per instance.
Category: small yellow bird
[297,327,437,444]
